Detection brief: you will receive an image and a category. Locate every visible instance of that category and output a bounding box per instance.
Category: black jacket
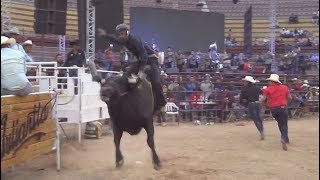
[105,34,150,65]
[240,84,262,107]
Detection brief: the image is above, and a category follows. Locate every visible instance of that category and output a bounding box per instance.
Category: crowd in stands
[158,72,319,123]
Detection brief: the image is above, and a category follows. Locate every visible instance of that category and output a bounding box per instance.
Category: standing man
[104,44,114,71]
[64,40,86,94]
[260,74,292,151]
[64,39,86,68]
[240,76,264,140]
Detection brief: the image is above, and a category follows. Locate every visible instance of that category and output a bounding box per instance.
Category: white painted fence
[26,62,119,142]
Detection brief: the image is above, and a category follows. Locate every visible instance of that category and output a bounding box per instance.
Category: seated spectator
[289,13,299,24]
[263,36,270,44]
[1,36,33,96]
[214,78,224,91]
[22,40,34,62]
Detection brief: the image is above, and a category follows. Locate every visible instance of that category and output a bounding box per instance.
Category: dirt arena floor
[2,116,319,180]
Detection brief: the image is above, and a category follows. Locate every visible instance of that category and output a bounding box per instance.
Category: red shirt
[263,83,290,108]
[294,83,302,91]
[105,49,114,61]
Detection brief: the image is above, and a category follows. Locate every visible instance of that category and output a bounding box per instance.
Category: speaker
[34,0,67,35]
[95,0,123,51]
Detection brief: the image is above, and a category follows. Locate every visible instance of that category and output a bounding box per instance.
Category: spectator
[160,71,169,87]
[94,49,105,70]
[184,76,199,97]
[1,36,33,96]
[175,50,185,72]
[216,87,236,122]
[214,78,224,91]
[64,39,86,68]
[226,29,233,41]
[120,47,130,71]
[164,46,175,68]
[104,44,114,71]
[200,74,213,99]
[22,40,34,62]
[188,50,197,69]
[64,39,86,94]
[6,27,32,62]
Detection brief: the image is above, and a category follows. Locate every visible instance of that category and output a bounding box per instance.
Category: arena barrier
[26,62,119,143]
[1,92,60,171]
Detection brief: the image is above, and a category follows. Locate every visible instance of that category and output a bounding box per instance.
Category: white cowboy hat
[160,71,167,77]
[205,74,212,78]
[8,27,20,35]
[291,78,298,81]
[22,40,32,45]
[303,80,309,84]
[1,36,16,45]
[242,76,256,83]
[266,74,282,84]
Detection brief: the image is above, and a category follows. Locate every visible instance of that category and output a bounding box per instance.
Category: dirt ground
[2,116,319,180]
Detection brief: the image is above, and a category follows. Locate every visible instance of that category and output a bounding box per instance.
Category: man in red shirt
[261,74,292,151]
[104,44,114,71]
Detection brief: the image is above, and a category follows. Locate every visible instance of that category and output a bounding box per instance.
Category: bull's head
[99,76,122,103]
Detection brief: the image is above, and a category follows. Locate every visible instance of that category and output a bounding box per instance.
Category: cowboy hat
[242,76,256,83]
[205,74,212,78]
[266,74,282,84]
[8,27,20,35]
[291,78,298,81]
[160,71,167,77]
[69,39,80,46]
[22,40,32,46]
[1,36,16,45]
[301,84,310,88]
[303,80,309,84]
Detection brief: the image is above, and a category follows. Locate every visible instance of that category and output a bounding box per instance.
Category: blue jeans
[106,61,113,71]
[1,82,33,96]
[248,102,264,133]
[270,107,289,143]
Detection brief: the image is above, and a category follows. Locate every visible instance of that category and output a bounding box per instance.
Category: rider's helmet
[116,24,129,33]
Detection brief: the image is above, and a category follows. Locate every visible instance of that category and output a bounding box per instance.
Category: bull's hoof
[153,162,161,171]
[116,159,124,168]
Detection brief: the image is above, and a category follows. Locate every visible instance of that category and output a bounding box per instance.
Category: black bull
[88,61,161,170]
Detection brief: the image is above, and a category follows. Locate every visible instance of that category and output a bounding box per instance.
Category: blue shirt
[1,48,30,91]
[11,43,33,62]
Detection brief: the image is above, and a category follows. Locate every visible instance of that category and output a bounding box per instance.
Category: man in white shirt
[1,36,33,96]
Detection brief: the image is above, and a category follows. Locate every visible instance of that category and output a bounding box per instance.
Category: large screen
[130,7,225,52]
